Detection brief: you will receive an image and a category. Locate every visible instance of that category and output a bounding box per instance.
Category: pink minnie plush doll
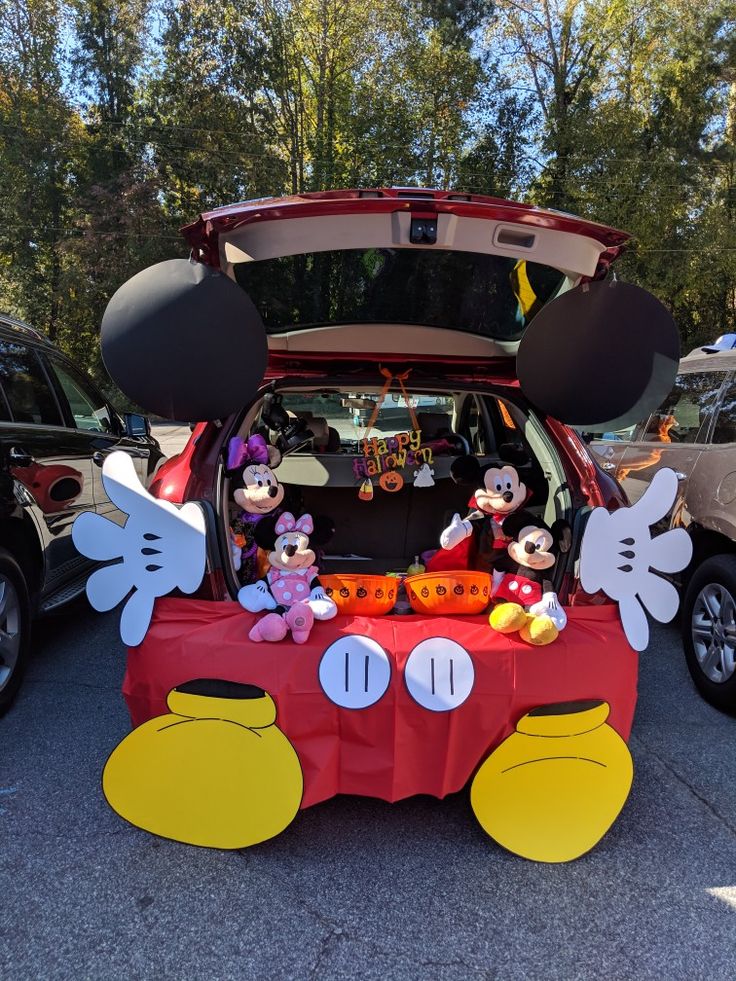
[238,512,337,644]
[226,434,285,585]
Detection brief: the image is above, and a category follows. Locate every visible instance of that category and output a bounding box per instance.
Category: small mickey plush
[238,512,337,644]
[489,512,571,646]
[438,456,530,573]
[226,434,285,584]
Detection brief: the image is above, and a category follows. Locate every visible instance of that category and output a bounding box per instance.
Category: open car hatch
[182,188,630,363]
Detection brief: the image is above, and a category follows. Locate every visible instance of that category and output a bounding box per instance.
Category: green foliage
[0,0,733,377]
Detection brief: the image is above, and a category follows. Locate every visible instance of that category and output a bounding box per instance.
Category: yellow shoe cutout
[103,679,303,849]
[489,602,528,634]
[470,700,633,863]
[519,614,559,646]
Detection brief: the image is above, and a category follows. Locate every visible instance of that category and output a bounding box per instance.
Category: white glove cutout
[530,592,568,631]
[308,586,338,620]
[579,468,692,651]
[72,451,206,646]
[440,513,472,550]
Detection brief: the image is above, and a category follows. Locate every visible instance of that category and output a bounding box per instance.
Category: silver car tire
[683,555,736,714]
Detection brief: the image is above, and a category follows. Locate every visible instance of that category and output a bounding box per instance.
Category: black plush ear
[551,518,572,554]
[253,515,280,550]
[450,455,483,486]
[516,280,679,430]
[502,509,545,541]
[225,466,245,489]
[310,515,336,548]
[267,445,282,469]
[101,258,267,421]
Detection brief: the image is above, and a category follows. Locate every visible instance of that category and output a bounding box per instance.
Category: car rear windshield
[234,250,566,340]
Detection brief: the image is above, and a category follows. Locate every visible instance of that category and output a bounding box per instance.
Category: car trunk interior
[219,378,573,589]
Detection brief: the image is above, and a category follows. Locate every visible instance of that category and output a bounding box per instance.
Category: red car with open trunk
[79,188,685,861]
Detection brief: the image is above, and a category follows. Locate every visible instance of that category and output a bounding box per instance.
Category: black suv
[0,315,164,713]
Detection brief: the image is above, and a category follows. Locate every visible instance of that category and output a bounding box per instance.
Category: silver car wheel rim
[692,583,736,685]
[0,576,22,693]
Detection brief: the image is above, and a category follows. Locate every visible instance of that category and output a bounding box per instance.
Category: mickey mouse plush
[435,456,530,573]
[226,435,285,584]
[489,512,571,646]
[238,512,337,644]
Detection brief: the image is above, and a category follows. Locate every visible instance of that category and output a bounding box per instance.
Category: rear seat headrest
[295,413,341,452]
[416,411,453,439]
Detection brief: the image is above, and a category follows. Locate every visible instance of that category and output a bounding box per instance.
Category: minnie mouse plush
[238,512,337,644]
[226,434,285,584]
[433,456,530,573]
[489,512,571,646]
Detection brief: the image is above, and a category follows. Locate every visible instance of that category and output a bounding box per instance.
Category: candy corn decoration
[359,478,374,502]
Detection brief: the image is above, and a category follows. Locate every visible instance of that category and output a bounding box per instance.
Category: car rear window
[234,250,566,340]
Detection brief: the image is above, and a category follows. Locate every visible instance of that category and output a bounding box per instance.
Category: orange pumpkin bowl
[404,571,491,615]
[320,574,397,616]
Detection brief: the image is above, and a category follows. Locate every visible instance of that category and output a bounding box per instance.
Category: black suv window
[0,341,62,425]
[712,376,736,444]
[49,358,112,433]
[641,372,724,444]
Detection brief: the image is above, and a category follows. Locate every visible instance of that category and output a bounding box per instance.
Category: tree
[0,0,83,342]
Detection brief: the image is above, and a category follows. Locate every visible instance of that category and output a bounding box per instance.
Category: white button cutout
[404,638,475,712]
[319,635,391,709]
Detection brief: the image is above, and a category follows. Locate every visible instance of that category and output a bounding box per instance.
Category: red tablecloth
[123,600,638,809]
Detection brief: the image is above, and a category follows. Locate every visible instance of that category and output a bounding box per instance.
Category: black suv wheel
[0,548,31,715]
[682,555,736,714]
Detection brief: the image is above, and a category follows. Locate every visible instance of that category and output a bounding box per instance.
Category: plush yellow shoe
[489,602,528,634]
[519,614,559,646]
[470,700,633,863]
[103,679,303,849]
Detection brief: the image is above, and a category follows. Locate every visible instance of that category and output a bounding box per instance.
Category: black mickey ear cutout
[516,280,680,430]
[450,455,483,485]
[101,259,268,421]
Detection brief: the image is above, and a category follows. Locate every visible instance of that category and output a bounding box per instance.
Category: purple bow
[227,434,270,470]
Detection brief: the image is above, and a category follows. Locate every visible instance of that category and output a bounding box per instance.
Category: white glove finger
[638,572,680,624]
[619,594,650,651]
[72,513,126,561]
[119,588,156,647]
[648,528,692,574]
[631,467,680,527]
[86,563,133,612]
[100,450,153,515]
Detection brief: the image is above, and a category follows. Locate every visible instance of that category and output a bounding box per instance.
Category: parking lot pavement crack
[234,849,351,935]
[631,734,736,838]
[308,926,345,980]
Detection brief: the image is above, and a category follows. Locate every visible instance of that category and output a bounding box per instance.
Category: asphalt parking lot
[2,604,736,980]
